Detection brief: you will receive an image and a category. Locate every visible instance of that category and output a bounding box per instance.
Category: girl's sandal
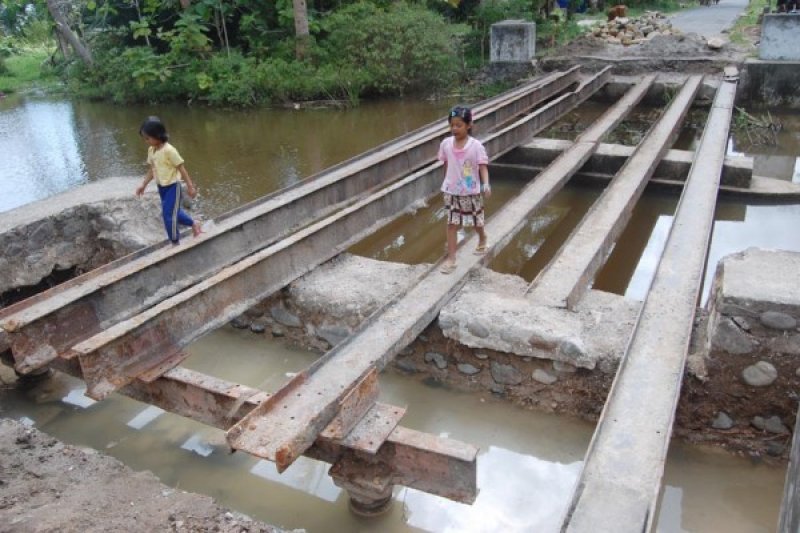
[473,244,488,256]
[440,262,457,274]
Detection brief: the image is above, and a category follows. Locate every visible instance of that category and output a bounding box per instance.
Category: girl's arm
[177,164,198,198]
[136,167,154,196]
[479,164,491,197]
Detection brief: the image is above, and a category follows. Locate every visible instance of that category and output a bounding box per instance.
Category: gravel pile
[591,11,682,45]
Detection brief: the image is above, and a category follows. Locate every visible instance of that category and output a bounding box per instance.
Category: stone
[438,314,455,330]
[249,321,266,334]
[558,340,586,362]
[742,361,778,387]
[230,316,249,329]
[424,352,448,370]
[490,361,524,385]
[796,367,800,378]
[490,384,505,395]
[532,369,557,385]
[467,320,490,339]
[553,360,578,374]
[271,326,285,338]
[395,359,418,374]
[767,442,786,457]
[753,415,789,435]
[771,335,800,355]
[707,37,725,50]
[711,411,734,430]
[457,363,481,376]
[270,305,302,328]
[399,347,415,356]
[732,316,752,331]
[711,317,755,354]
[475,352,489,360]
[317,324,351,347]
[760,311,797,331]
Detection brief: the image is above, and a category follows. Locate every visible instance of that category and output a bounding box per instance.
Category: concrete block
[490,20,536,63]
[759,14,800,61]
[740,59,800,109]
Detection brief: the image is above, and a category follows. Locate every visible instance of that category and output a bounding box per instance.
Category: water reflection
[0,96,88,211]
[402,446,581,533]
[0,328,784,532]
[0,95,452,216]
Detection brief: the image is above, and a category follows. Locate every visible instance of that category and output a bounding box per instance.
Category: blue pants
[158,183,194,243]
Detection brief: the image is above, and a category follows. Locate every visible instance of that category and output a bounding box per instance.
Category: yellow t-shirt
[147,143,184,187]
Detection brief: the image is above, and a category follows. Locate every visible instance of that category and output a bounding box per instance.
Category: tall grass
[0,47,58,93]
[730,0,768,47]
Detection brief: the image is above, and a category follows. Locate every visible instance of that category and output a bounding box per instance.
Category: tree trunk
[46,0,93,66]
[293,0,310,60]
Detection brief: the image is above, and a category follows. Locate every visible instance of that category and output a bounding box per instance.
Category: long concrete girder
[560,79,737,533]
[62,69,612,402]
[0,68,581,375]
[41,358,478,505]
[505,137,753,187]
[527,75,704,310]
[226,70,658,474]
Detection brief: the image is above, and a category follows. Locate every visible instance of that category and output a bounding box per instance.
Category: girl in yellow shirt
[135,116,202,243]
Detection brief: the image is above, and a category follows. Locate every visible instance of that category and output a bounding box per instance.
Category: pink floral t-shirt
[438,136,489,196]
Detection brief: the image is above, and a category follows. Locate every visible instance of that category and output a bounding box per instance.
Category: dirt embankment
[539,13,751,74]
[0,417,295,533]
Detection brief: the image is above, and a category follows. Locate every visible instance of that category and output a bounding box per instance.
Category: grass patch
[729,0,767,46]
[0,47,59,94]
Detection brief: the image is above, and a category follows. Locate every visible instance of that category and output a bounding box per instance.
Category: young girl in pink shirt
[437,106,491,274]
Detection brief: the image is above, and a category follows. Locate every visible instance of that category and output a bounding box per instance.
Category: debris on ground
[591,11,679,45]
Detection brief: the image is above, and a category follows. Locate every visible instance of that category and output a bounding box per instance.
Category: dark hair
[448,105,473,125]
[139,116,169,142]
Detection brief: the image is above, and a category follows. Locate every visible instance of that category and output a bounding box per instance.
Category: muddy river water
[1,93,799,531]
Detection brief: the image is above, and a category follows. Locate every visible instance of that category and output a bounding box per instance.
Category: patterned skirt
[443,193,485,227]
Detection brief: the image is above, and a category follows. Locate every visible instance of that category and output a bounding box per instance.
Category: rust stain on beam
[45,358,477,503]
[561,78,737,533]
[63,70,608,403]
[0,70,579,376]
[223,68,614,473]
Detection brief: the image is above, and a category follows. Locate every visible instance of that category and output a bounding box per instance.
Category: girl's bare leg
[476,225,487,248]
[445,224,458,266]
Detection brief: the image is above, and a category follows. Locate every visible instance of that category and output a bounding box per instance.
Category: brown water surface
[0,330,785,532]
[0,94,452,217]
[0,95,797,532]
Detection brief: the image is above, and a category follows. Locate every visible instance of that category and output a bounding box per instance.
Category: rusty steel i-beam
[561,77,737,533]
[0,68,581,374]
[226,68,619,472]
[60,69,611,402]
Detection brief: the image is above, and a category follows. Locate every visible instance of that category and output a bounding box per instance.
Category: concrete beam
[560,78,737,533]
[0,68,581,376]
[226,69,654,474]
[528,75,703,310]
[504,138,752,187]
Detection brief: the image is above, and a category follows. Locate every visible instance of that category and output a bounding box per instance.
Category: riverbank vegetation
[2,0,592,105]
[1,0,693,106]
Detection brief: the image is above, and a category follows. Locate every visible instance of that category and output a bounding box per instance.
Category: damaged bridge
[0,66,762,528]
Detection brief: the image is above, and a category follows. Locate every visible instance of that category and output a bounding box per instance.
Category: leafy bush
[318,2,468,96]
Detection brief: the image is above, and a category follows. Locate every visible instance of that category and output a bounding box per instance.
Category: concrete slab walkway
[669,0,749,38]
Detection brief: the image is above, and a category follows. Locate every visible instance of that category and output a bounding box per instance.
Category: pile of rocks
[591,11,680,45]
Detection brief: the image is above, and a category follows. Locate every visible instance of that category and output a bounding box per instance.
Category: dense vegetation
[0,0,650,105]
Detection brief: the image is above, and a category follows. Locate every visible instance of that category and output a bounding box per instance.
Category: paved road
[669,0,749,37]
